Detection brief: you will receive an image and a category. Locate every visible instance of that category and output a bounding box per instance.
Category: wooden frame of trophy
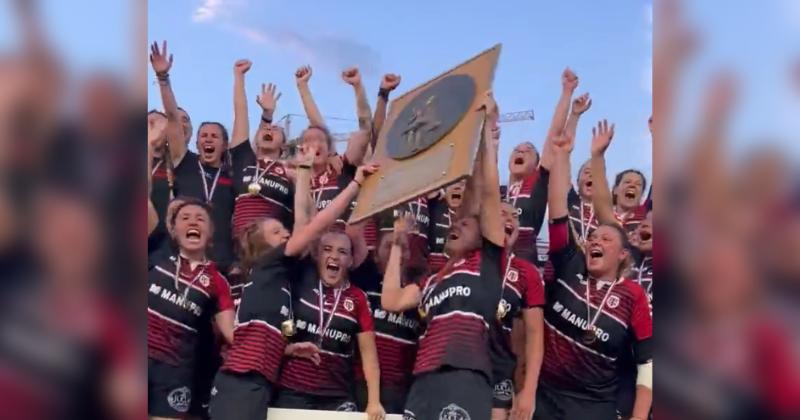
[348,44,502,224]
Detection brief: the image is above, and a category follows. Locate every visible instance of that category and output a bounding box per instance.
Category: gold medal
[248,182,261,195]
[582,327,597,345]
[281,319,296,337]
[496,301,508,320]
[418,306,427,319]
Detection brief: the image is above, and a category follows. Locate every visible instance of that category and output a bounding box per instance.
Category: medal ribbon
[584,277,618,334]
[173,255,207,303]
[317,281,344,345]
[251,159,277,192]
[198,160,222,203]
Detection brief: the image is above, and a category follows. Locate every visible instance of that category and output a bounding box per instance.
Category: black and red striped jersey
[628,252,653,307]
[312,155,357,230]
[541,218,653,401]
[230,141,294,239]
[615,203,649,234]
[147,253,234,366]
[173,151,236,270]
[490,253,546,383]
[503,168,549,265]
[350,258,420,391]
[221,244,296,383]
[414,240,503,380]
[568,188,599,244]
[377,195,431,272]
[278,263,374,397]
[427,197,455,273]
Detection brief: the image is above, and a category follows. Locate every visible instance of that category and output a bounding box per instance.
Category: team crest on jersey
[505,269,519,283]
[507,183,521,198]
[493,379,514,401]
[198,274,210,287]
[343,298,354,312]
[167,386,191,413]
[336,401,357,412]
[274,166,284,175]
[320,173,329,185]
[439,403,470,420]
[607,295,620,309]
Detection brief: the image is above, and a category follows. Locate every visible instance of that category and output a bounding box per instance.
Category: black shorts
[403,369,492,420]
[272,387,357,412]
[355,380,409,414]
[492,377,515,409]
[533,384,617,420]
[208,371,273,420]
[148,358,193,418]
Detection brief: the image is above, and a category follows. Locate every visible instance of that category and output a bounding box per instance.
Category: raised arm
[295,65,326,128]
[589,120,620,226]
[285,159,379,256]
[291,145,316,231]
[230,59,252,148]
[149,41,187,166]
[358,331,385,420]
[477,91,505,247]
[340,68,372,165]
[557,92,592,169]
[540,68,579,170]
[380,214,421,312]
[371,74,401,150]
[547,131,573,221]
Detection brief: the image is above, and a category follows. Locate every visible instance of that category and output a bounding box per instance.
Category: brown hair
[300,125,334,151]
[238,218,276,273]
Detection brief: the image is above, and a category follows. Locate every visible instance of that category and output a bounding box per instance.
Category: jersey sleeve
[212,273,235,313]
[630,283,653,341]
[355,289,374,333]
[522,262,546,307]
[229,139,255,168]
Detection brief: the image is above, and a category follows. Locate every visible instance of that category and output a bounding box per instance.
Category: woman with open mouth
[380,91,506,420]
[209,148,383,419]
[228,60,295,245]
[147,198,235,420]
[536,123,652,420]
[269,160,385,419]
[427,179,465,273]
[487,202,546,420]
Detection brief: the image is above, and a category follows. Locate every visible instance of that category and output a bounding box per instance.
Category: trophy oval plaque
[386,74,476,160]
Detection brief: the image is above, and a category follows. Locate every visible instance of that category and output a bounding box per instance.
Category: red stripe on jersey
[413,313,488,375]
[232,196,286,238]
[147,311,189,365]
[376,334,417,388]
[278,352,353,397]
[428,253,449,274]
[540,320,615,393]
[364,219,378,249]
[221,321,287,383]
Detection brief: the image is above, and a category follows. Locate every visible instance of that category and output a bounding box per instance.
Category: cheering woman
[535,122,652,420]
[381,91,505,420]
[147,198,235,419]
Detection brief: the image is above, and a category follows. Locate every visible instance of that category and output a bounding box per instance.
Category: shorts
[533,384,617,420]
[208,371,273,420]
[403,368,491,420]
[272,388,357,412]
[355,380,409,414]
[148,358,193,418]
[492,377,515,409]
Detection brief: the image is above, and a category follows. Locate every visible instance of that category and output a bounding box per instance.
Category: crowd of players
[147,39,653,420]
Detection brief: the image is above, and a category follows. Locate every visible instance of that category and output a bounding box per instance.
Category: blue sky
[148,0,654,183]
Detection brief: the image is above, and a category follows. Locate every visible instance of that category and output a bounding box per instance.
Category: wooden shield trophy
[348,44,501,224]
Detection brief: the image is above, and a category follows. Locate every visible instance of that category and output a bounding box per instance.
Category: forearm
[548,149,570,220]
[297,83,325,128]
[354,83,373,131]
[344,131,370,167]
[589,154,617,225]
[479,122,504,245]
[380,245,404,311]
[147,145,154,195]
[359,335,381,405]
[457,141,483,220]
[546,90,573,140]
[293,167,312,230]
[630,385,652,419]
[308,181,360,230]
[158,76,187,163]
[521,310,544,394]
[371,94,388,150]
[147,200,159,236]
[231,74,249,147]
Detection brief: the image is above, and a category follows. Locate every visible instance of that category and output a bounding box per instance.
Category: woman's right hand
[354,162,380,186]
[284,342,321,365]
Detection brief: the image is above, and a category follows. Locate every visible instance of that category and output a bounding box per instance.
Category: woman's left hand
[365,401,385,420]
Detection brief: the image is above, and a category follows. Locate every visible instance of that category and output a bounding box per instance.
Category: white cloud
[193,0,225,23]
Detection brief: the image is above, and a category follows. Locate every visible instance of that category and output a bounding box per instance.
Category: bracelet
[298,164,311,170]
[352,179,362,188]
[261,116,273,125]
[156,71,169,81]
[378,88,390,100]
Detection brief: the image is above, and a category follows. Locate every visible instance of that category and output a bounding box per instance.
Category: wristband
[298,164,311,170]
[261,116,273,125]
[352,179,362,188]
[378,88,390,101]
[156,71,169,81]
